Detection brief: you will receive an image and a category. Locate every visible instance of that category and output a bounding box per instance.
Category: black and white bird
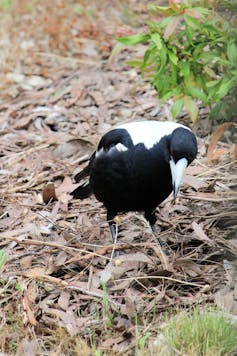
[71,120,197,252]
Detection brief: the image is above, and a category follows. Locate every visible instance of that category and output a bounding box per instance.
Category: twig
[182,194,237,202]
[0,211,8,220]
[196,160,237,177]
[0,235,109,260]
[22,273,68,287]
[67,284,122,307]
[115,276,205,288]
[36,52,101,66]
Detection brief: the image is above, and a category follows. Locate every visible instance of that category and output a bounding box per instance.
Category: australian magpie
[71,120,197,253]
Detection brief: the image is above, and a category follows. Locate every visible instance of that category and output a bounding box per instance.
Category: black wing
[71,152,95,199]
[97,128,133,152]
[71,128,133,200]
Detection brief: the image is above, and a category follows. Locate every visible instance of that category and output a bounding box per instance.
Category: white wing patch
[115,143,128,152]
[95,143,128,158]
[118,120,189,149]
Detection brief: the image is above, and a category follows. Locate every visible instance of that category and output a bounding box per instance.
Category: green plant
[0,0,13,10]
[15,282,23,292]
[156,306,237,355]
[100,280,113,329]
[0,249,7,269]
[138,331,152,353]
[116,1,237,122]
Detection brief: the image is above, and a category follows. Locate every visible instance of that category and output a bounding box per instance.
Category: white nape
[118,121,189,149]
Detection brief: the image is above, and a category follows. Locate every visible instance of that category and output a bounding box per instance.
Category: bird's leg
[107,211,119,257]
[150,224,165,248]
[145,210,166,249]
[109,221,118,245]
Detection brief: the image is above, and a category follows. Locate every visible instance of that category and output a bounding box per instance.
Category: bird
[71,120,197,254]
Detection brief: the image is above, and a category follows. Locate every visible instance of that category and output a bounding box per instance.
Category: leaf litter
[0,0,237,354]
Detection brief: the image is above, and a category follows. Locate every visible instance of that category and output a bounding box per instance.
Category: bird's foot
[109,221,121,258]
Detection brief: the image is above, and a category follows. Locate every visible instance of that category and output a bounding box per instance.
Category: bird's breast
[89,145,173,212]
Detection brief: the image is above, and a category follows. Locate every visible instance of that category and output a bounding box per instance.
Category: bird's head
[169,127,197,200]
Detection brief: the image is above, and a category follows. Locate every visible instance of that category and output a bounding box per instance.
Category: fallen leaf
[16,338,38,356]
[183,174,208,191]
[42,182,57,204]
[22,292,37,326]
[207,122,232,162]
[230,143,237,164]
[174,259,202,277]
[100,253,154,283]
[191,221,214,245]
[55,176,74,211]
[23,267,50,278]
[125,296,136,319]
[58,291,70,311]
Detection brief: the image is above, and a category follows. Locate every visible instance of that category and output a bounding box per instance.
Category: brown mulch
[0,1,236,354]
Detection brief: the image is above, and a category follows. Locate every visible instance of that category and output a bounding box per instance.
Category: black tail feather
[71,182,93,199]
[74,164,90,182]
[74,151,96,182]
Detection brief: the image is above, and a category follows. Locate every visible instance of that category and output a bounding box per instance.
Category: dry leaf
[125,297,136,319]
[16,338,38,356]
[207,122,232,162]
[58,291,70,311]
[55,176,74,211]
[100,253,154,283]
[183,174,208,191]
[23,267,50,278]
[22,292,37,326]
[42,182,57,204]
[174,259,202,277]
[191,221,214,245]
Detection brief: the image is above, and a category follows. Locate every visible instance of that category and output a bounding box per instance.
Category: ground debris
[0,0,236,354]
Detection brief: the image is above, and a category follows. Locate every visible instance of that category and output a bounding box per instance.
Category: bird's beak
[169,157,188,200]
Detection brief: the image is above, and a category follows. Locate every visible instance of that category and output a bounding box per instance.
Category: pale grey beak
[169,157,188,200]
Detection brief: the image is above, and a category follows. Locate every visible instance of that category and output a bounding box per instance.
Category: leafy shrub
[116,1,237,122]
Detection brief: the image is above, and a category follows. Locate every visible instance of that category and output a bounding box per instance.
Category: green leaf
[158,43,168,72]
[168,50,178,65]
[171,98,184,118]
[203,66,217,79]
[227,40,237,63]
[109,42,125,62]
[159,16,175,30]
[184,96,199,122]
[163,15,181,39]
[148,4,175,16]
[126,60,144,67]
[185,86,207,103]
[206,80,221,88]
[180,61,190,77]
[192,43,207,58]
[185,27,194,44]
[184,14,199,29]
[151,33,162,50]
[142,47,153,66]
[170,61,178,85]
[185,7,210,18]
[117,33,149,46]
[160,87,181,102]
[216,78,235,99]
